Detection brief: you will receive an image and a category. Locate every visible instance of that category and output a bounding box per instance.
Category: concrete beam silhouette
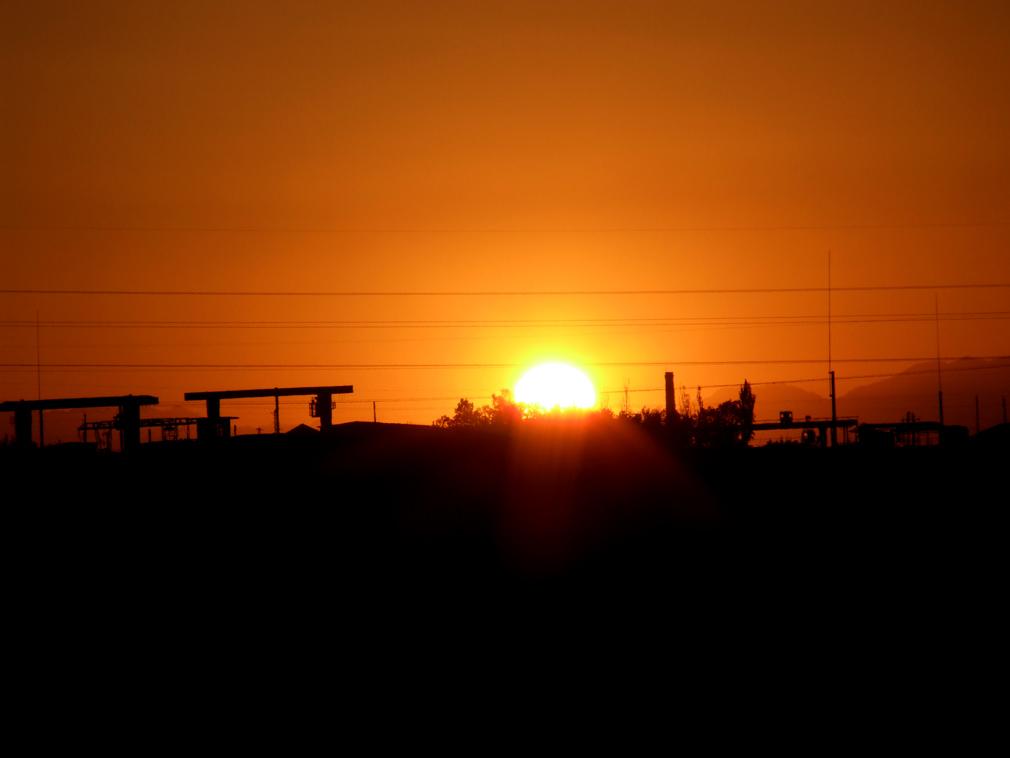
[0,395,159,450]
[184,385,353,437]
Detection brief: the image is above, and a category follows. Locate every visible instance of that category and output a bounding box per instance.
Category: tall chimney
[665,372,675,420]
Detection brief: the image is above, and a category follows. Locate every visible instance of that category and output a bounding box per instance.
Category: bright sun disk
[514,363,596,410]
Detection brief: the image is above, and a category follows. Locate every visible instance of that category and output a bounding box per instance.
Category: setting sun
[514,363,596,410]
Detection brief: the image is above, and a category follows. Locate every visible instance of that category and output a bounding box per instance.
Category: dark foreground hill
[10,420,1003,603]
[7,417,1005,702]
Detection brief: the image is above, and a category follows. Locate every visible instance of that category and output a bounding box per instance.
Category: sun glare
[514,363,596,410]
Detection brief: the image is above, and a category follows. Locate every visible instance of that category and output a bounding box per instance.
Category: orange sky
[2,1,1009,432]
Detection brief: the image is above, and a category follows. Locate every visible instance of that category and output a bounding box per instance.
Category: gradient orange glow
[2,2,1008,440]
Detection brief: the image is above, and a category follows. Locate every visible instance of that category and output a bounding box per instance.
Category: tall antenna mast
[36,311,41,398]
[935,293,944,425]
[828,252,837,446]
[827,251,832,373]
[36,311,44,447]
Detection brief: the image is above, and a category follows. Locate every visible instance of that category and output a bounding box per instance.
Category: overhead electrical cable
[3,221,1009,233]
[3,284,1009,297]
[3,311,1009,329]
[606,363,1010,393]
[3,357,1009,371]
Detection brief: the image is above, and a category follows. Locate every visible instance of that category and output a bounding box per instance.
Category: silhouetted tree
[433,398,481,428]
[679,386,693,419]
[606,380,756,448]
[738,380,756,445]
[433,389,528,428]
[430,383,758,446]
[694,400,736,448]
[692,380,756,448]
[640,407,665,430]
[487,389,523,426]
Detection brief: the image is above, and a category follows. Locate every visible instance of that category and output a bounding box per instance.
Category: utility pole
[975,394,980,434]
[829,370,837,447]
[274,390,280,434]
[935,294,944,425]
[373,401,377,423]
[665,372,675,421]
[36,311,44,447]
[828,252,836,447]
[827,251,831,373]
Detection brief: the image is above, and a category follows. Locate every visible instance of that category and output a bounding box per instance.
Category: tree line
[433,382,756,448]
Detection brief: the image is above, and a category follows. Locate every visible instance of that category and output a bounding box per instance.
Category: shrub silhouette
[434,389,530,428]
[434,380,756,448]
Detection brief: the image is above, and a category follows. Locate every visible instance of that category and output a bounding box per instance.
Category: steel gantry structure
[79,415,204,449]
[0,395,159,451]
[184,385,353,440]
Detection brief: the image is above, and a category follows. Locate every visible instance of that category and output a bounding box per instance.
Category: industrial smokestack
[665,372,675,420]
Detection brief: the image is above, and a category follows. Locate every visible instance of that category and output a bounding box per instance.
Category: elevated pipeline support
[0,395,159,451]
[184,385,352,440]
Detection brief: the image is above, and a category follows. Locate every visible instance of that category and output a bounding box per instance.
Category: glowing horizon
[514,363,596,410]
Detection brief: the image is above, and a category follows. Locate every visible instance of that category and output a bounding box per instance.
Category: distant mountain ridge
[706,357,1010,431]
[839,356,1010,430]
[705,382,833,423]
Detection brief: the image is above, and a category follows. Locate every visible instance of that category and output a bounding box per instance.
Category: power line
[3,284,1009,297]
[3,311,1009,329]
[3,357,1008,371]
[602,362,1010,394]
[4,313,1007,352]
[3,221,1009,233]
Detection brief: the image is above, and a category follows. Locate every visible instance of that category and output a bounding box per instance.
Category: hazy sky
[3,0,1009,430]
